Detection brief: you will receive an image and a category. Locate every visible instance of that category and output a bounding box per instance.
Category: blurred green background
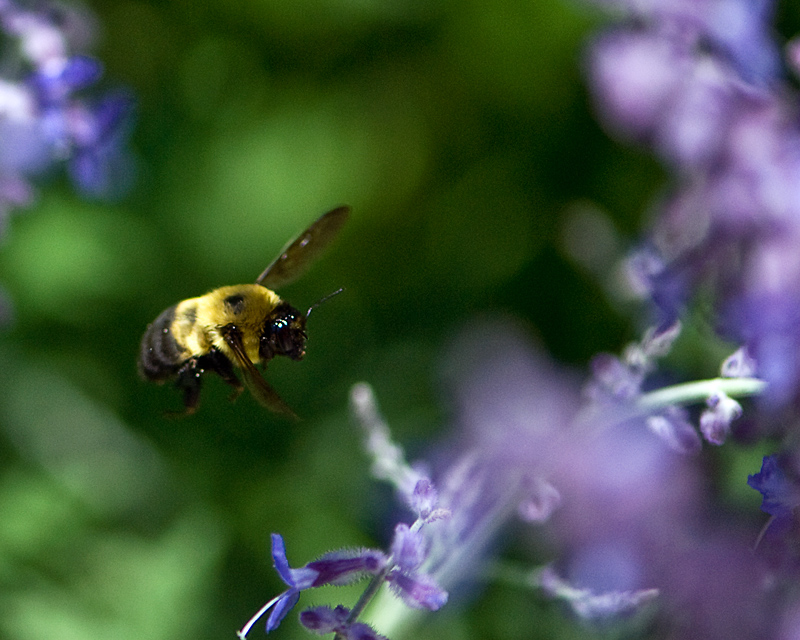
[0,1,675,638]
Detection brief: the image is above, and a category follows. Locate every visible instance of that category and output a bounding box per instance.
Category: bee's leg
[167,357,204,417]
[203,349,244,402]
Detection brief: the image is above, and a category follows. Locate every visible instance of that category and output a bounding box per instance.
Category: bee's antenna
[306,287,345,319]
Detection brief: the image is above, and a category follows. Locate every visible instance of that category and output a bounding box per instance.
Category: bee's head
[260,303,307,362]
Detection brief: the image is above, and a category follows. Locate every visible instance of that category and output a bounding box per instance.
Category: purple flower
[539,566,659,620]
[517,477,562,523]
[587,0,800,411]
[721,347,757,378]
[646,407,702,454]
[237,534,389,636]
[356,374,562,621]
[299,605,350,633]
[30,55,103,107]
[585,322,681,404]
[300,606,388,640]
[748,455,800,522]
[549,389,778,636]
[385,571,448,611]
[0,0,134,234]
[383,523,448,611]
[724,272,800,407]
[282,538,388,591]
[443,318,776,636]
[699,391,742,445]
[586,351,645,402]
[395,317,581,609]
[264,534,315,631]
[67,91,135,199]
[409,478,438,520]
[390,523,426,572]
[585,0,781,84]
[659,534,777,639]
[350,382,430,502]
[239,479,448,638]
[589,29,689,145]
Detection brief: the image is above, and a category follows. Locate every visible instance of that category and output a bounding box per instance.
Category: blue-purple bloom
[574,0,800,635]
[588,0,800,410]
[264,533,388,632]
[353,332,582,607]
[699,391,742,445]
[438,317,782,638]
[263,535,306,631]
[385,571,448,611]
[238,467,448,638]
[748,455,800,523]
[538,566,659,620]
[389,524,426,573]
[0,0,133,234]
[720,346,757,378]
[584,321,681,405]
[242,314,776,638]
[300,606,387,640]
[645,406,702,454]
[408,478,438,520]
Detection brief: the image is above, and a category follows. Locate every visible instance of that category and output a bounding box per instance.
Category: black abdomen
[138,305,184,381]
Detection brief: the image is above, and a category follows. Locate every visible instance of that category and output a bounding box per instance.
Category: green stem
[635,377,766,412]
[576,376,767,431]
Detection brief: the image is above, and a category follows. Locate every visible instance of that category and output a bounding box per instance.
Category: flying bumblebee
[138,206,349,418]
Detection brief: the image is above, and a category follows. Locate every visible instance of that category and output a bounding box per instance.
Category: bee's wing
[222,329,299,420]
[256,205,350,290]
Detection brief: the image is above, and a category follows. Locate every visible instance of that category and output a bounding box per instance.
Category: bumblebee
[138,206,349,418]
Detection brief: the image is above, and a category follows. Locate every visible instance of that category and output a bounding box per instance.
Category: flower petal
[266,590,300,632]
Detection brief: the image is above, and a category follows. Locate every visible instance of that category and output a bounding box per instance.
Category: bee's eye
[261,305,307,362]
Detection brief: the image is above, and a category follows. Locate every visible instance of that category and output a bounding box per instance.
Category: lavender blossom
[440,318,784,638]
[584,321,681,404]
[349,371,566,635]
[720,346,758,378]
[547,1,800,632]
[698,391,742,444]
[347,319,593,638]
[385,571,448,611]
[299,605,350,633]
[241,316,774,638]
[0,0,133,234]
[749,455,800,522]
[237,534,390,637]
[645,406,701,454]
[237,413,450,640]
[587,0,800,409]
[581,324,761,451]
[300,606,387,640]
[389,524,426,574]
[538,566,659,620]
[587,0,781,85]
